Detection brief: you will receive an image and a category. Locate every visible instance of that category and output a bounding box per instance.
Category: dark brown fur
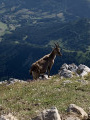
[30,44,62,80]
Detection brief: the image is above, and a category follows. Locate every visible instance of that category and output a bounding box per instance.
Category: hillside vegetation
[0,74,90,119]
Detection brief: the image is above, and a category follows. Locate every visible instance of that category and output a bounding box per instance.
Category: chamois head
[54,43,62,56]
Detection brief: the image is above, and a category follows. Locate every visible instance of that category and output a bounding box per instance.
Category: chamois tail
[29,64,40,75]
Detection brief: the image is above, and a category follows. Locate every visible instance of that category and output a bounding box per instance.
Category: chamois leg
[47,67,50,78]
[32,71,39,80]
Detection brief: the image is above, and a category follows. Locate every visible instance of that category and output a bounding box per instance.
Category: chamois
[30,43,62,80]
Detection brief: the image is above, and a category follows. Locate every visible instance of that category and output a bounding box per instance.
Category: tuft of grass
[0,74,90,119]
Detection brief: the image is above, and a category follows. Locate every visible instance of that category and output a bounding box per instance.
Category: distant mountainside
[0,0,90,17]
[0,0,90,26]
[2,19,90,50]
[0,0,90,80]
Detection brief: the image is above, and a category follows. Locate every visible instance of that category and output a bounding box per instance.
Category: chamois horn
[54,42,60,48]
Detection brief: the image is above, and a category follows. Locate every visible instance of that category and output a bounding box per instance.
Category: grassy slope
[0,74,90,119]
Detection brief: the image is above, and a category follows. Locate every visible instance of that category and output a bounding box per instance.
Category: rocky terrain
[0,104,90,120]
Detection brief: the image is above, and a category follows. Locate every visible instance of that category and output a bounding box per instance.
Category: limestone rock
[60,63,69,70]
[32,107,61,120]
[58,63,78,78]
[59,69,73,78]
[68,63,78,73]
[77,64,90,77]
[67,104,88,119]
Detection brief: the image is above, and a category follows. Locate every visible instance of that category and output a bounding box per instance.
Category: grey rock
[0,80,7,84]
[59,69,73,78]
[0,78,27,85]
[78,64,88,72]
[68,63,78,72]
[60,63,69,70]
[59,63,90,78]
[7,78,27,85]
[32,107,61,120]
[77,64,90,77]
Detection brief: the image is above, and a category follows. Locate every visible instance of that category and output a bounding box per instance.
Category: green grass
[0,74,90,119]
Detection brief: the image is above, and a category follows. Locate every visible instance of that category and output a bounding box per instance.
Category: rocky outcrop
[59,63,90,78]
[58,63,78,78]
[32,107,61,120]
